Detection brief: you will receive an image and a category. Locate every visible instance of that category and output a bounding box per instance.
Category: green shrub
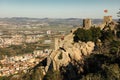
[74,27,101,42]
[44,71,62,80]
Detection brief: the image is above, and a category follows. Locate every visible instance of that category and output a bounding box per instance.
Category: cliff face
[48,31,95,71]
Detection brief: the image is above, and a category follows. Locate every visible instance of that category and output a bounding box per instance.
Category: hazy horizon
[0,0,120,19]
[0,17,118,19]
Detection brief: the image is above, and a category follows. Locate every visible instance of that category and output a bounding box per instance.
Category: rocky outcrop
[47,30,95,71]
[103,21,117,31]
[50,41,95,70]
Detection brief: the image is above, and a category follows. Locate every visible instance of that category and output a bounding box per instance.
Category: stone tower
[104,16,112,24]
[83,19,92,29]
[54,38,59,50]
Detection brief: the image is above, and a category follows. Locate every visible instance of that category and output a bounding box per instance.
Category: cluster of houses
[0,34,43,48]
[0,49,52,77]
[0,30,53,48]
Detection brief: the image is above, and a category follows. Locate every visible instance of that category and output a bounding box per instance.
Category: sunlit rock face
[49,30,95,70]
[51,49,71,70]
[50,41,95,70]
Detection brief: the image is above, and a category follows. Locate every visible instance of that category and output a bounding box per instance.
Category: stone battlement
[103,16,112,24]
[83,19,92,29]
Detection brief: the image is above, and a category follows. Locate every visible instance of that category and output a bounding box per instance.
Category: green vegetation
[100,29,115,42]
[110,40,120,55]
[80,51,120,80]
[0,43,37,59]
[22,68,44,80]
[74,27,101,42]
[117,31,120,38]
[58,52,63,60]
[0,42,51,59]
[117,12,120,38]
[43,70,62,80]
[0,76,10,80]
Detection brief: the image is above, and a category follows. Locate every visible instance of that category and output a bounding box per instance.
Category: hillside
[1,16,120,80]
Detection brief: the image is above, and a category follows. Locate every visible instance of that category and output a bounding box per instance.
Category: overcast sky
[0,0,120,18]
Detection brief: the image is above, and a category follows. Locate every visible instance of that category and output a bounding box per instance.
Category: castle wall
[54,38,59,50]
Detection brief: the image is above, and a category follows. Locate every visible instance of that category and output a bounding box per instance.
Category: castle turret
[83,19,92,29]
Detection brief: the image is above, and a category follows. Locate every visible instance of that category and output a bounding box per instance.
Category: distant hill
[0,17,105,26]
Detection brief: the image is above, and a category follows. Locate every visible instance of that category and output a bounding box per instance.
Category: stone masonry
[83,19,92,29]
